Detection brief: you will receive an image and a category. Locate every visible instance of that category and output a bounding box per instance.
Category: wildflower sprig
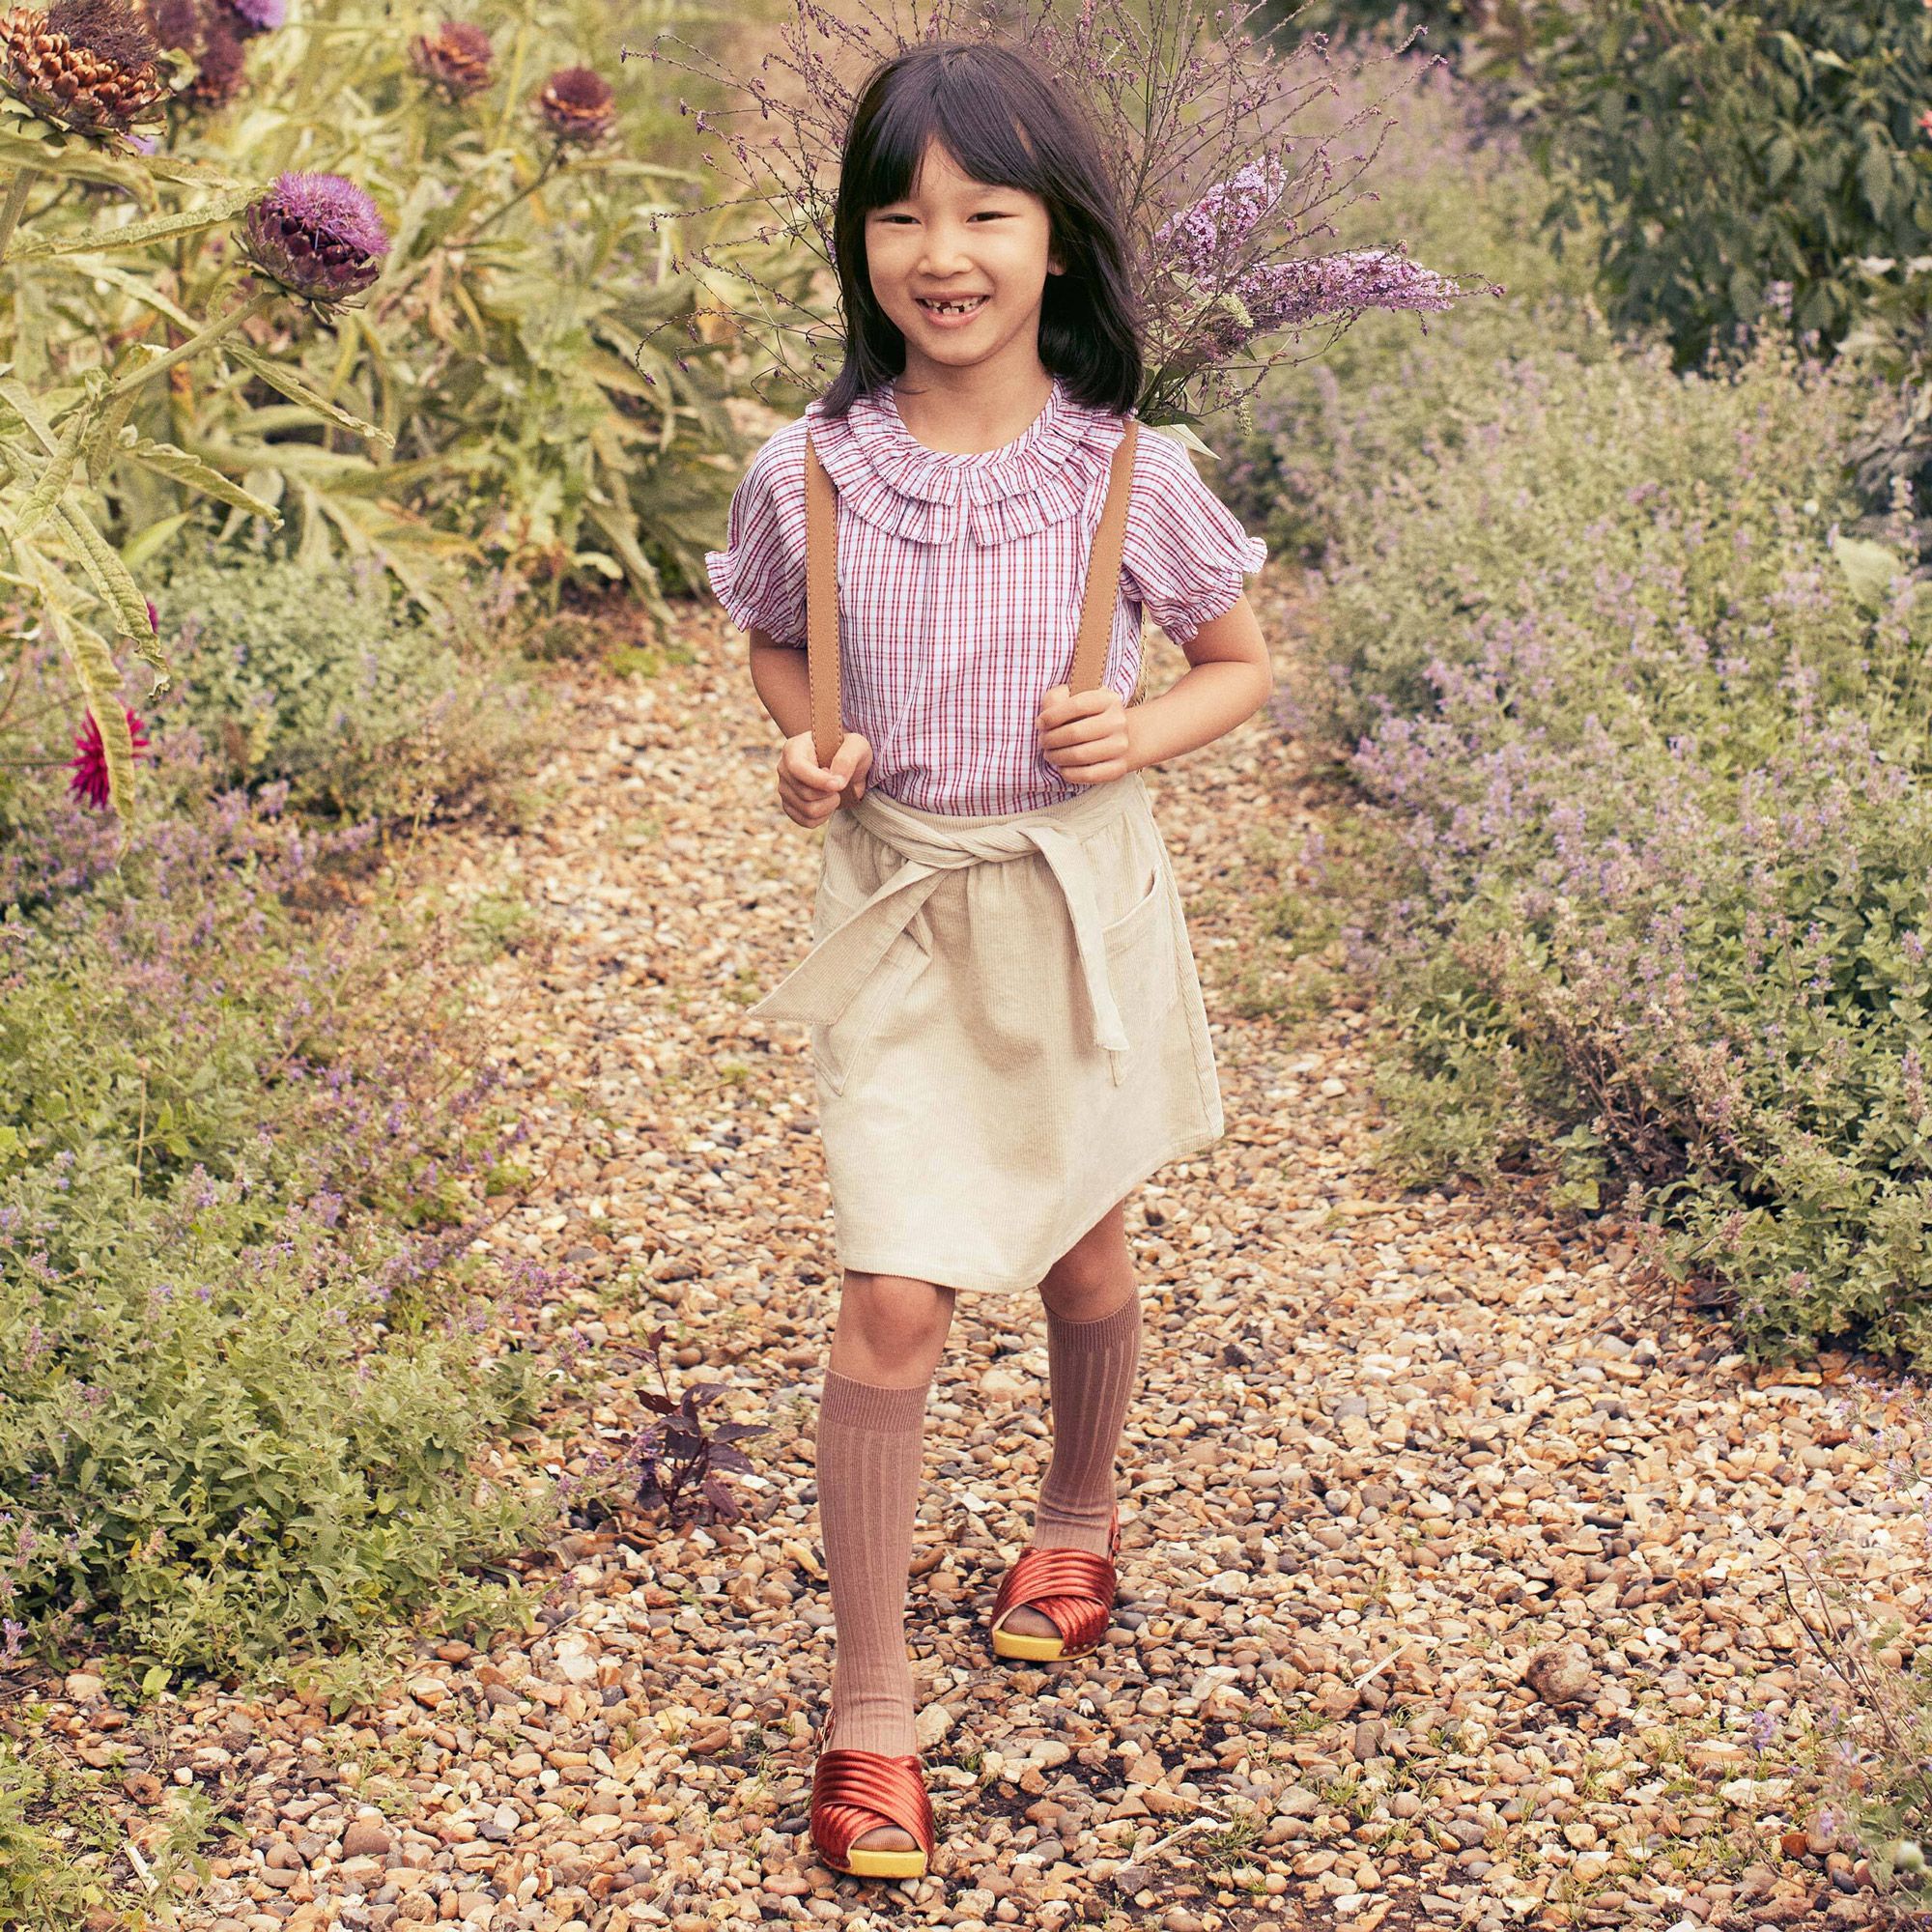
[630,0,1500,436]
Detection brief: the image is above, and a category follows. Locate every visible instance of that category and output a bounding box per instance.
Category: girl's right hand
[778,729,873,827]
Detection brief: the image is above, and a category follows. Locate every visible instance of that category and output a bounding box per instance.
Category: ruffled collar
[805,375,1131,547]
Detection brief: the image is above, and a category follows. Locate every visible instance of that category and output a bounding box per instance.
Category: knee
[832,1271,955,1382]
[1039,1226,1135,1321]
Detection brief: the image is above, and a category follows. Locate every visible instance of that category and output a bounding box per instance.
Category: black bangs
[858,51,1044,214]
[821,40,1144,421]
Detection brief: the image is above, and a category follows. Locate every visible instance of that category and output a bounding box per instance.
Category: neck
[890,345,1056,455]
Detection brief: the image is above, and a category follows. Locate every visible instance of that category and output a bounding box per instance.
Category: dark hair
[820,40,1143,419]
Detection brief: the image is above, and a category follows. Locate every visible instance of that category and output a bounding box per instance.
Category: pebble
[25,577,1917,1932]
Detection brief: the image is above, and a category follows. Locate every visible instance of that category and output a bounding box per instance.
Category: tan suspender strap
[800,411,1141,778]
[803,428,844,775]
[1067,417,1139,696]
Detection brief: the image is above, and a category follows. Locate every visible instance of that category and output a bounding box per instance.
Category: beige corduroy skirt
[749,769,1225,1294]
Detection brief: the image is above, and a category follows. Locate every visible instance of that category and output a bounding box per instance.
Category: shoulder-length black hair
[819,39,1144,420]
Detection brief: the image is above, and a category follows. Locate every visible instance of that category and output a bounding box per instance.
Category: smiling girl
[704,38,1271,1881]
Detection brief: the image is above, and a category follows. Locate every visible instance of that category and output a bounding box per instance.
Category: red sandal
[808,1706,936,1880]
[987,1503,1122,1662]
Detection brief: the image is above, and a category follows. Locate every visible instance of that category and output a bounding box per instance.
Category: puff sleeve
[704,420,809,647]
[1120,426,1268,644]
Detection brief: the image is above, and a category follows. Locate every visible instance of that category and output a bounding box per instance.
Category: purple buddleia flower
[240,171,389,306]
[1155,155,1292,278]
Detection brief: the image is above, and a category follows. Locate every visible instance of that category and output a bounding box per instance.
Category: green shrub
[1310,304,1932,1364]
[153,547,556,825]
[0,734,554,1671]
[1526,0,1932,367]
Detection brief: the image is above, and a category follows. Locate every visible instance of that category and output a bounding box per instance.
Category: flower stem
[99,285,278,404]
[465,144,562,244]
[0,167,40,265]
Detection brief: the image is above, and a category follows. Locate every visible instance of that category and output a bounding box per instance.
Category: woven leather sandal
[987,1503,1122,1662]
[808,1706,937,1880]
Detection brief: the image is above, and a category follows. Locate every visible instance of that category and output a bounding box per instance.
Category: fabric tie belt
[750,772,1145,1060]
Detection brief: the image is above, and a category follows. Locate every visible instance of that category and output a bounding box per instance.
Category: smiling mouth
[917,295,989,316]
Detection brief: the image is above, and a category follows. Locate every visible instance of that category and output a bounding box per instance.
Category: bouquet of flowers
[631,0,1499,442]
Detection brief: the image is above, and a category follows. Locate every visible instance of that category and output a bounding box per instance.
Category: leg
[998,1200,1142,1643]
[815,1268,954,1857]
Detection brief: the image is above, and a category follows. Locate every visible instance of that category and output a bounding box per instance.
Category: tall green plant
[0,4,400,833]
[1525,0,1932,368]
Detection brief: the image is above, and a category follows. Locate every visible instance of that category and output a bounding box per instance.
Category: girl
[704,38,1272,1883]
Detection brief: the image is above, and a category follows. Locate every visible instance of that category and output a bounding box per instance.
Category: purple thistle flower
[240,170,389,306]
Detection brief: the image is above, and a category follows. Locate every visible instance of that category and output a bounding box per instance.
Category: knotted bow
[751,778,1142,1062]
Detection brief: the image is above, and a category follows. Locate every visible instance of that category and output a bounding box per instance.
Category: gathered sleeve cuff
[1120,426,1268,644]
[704,420,809,647]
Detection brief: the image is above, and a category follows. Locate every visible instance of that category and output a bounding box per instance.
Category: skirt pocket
[1099,851,1181,1081]
[809,872,927,1097]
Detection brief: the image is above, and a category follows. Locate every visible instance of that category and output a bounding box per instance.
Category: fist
[1036,683,1133,786]
[777,728,872,828]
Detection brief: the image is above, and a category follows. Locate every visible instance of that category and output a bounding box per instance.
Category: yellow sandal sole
[834,1844,928,1879]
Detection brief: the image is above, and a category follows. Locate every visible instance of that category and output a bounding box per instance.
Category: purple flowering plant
[632,0,1497,433]
[0,698,566,1669]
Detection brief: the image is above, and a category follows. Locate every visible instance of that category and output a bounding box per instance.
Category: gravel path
[39,577,1923,1931]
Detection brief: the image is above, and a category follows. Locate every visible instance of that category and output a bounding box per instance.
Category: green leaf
[1147,419,1219,463]
[226,345,394,447]
[11,404,91,539]
[122,437,285,526]
[120,511,191,572]
[141,1665,171,1696]
[56,500,172,692]
[1831,532,1903,611]
[0,129,151,194]
[14,543,136,836]
[8,184,261,260]
[0,375,62,456]
[1810,48,1851,72]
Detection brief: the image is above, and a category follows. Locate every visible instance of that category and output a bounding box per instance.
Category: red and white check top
[704,374,1267,816]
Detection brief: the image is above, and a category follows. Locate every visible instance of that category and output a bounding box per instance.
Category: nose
[916,220,976,277]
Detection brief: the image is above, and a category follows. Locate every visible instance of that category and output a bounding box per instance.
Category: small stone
[64,1672,105,1702]
[915,1703,957,1749]
[553,1635,599,1685]
[1523,1644,1595,1706]
[341,1823,391,1861]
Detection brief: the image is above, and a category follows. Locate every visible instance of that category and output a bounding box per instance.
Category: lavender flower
[239,171,389,306]
[216,0,280,33]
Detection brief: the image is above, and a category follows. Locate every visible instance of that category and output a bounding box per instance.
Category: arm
[1125,593,1274,774]
[748,632,813,739]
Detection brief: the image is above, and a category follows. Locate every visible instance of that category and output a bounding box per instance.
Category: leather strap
[1067,417,1139,696]
[802,426,847,781]
[801,409,1140,778]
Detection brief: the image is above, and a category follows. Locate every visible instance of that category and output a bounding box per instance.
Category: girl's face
[865,137,1063,378]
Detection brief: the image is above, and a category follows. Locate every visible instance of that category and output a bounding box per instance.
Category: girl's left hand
[1036,684,1134,785]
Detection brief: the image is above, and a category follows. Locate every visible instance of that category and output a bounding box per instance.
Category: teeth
[923,297,985,314]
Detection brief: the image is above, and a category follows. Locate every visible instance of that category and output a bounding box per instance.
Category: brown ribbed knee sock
[814,1366,931,1757]
[1034,1289,1142,1555]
